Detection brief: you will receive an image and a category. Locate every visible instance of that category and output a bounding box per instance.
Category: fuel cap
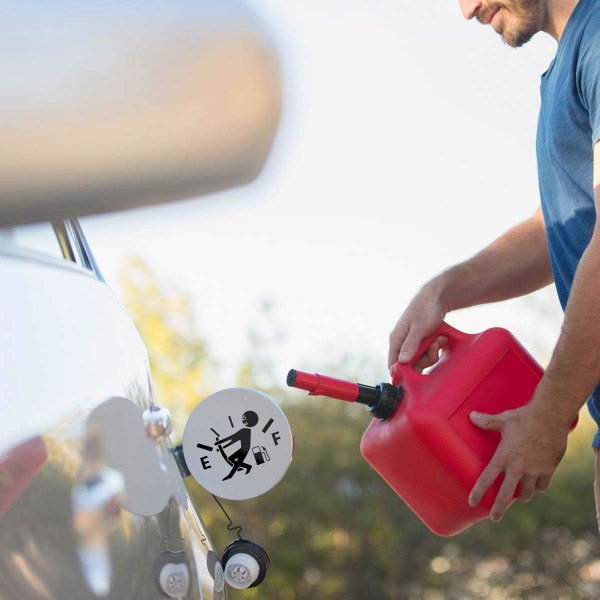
[182,388,293,500]
[222,539,270,589]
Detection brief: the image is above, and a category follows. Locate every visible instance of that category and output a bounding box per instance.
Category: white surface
[71,467,125,512]
[77,546,112,597]
[0,253,150,454]
[88,397,174,517]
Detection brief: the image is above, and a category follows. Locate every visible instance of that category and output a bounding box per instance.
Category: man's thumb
[397,329,420,363]
[470,411,502,431]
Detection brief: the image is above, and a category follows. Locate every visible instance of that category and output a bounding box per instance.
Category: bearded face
[474,0,545,47]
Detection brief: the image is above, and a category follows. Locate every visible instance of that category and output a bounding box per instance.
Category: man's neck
[544,0,582,41]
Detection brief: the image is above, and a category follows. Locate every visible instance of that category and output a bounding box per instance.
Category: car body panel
[0,239,225,599]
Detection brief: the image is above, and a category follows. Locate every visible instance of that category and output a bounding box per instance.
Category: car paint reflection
[0,404,224,599]
[0,437,47,519]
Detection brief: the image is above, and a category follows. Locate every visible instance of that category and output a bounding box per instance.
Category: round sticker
[182,388,293,500]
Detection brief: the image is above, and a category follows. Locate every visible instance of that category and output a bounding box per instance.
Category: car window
[0,222,72,262]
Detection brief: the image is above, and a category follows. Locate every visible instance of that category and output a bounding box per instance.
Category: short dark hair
[242,410,259,427]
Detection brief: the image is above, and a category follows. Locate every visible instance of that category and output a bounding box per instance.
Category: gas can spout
[286,369,402,421]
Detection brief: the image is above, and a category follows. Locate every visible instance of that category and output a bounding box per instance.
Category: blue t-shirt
[536,0,600,434]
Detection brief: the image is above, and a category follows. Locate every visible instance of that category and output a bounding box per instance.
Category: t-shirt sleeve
[578,10,600,146]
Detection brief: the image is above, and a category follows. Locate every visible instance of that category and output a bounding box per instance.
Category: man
[388,0,600,525]
[214,410,259,481]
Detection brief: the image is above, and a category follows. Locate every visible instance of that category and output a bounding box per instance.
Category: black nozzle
[286,367,402,421]
[367,383,403,420]
[287,369,297,387]
[356,384,381,406]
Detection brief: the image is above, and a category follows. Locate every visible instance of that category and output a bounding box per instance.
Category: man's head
[242,411,259,427]
[459,0,545,47]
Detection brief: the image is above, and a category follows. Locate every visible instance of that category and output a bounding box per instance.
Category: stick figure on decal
[214,411,259,481]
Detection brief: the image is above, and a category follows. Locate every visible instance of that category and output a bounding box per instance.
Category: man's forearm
[532,234,600,426]
[428,208,553,313]
[388,208,553,367]
[465,220,600,522]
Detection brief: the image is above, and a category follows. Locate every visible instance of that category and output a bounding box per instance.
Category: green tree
[119,256,210,437]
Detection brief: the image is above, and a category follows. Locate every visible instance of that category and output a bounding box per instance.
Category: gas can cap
[223,552,260,589]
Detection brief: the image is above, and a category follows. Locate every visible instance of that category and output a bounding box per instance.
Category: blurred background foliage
[121,257,600,599]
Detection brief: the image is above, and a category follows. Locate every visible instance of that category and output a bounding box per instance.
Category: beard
[476,0,543,47]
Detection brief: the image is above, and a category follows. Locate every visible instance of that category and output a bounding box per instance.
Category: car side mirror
[0,0,281,226]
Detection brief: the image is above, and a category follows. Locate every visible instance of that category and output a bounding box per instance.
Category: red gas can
[288,322,576,537]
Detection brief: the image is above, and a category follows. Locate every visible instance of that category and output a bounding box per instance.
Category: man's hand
[468,402,569,521]
[388,283,448,370]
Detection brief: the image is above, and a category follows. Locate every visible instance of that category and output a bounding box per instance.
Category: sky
[82,0,565,384]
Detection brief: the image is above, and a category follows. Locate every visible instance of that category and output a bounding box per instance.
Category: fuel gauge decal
[182,388,293,500]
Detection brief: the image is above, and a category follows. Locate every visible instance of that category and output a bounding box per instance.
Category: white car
[0,2,280,598]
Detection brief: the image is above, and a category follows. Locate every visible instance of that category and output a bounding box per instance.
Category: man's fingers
[397,326,422,363]
[536,475,552,491]
[387,343,402,370]
[518,476,537,503]
[470,411,504,431]
[490,471,520,521]
[388,325,409,368]
[469,457,503,508]
[413,336,448,372]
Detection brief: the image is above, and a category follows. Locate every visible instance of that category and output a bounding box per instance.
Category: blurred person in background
[388,0,600,528]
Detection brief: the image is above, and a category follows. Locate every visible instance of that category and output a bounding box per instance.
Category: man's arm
[388,207,552,368]
[215,432,237,447]
[468,142,600,520]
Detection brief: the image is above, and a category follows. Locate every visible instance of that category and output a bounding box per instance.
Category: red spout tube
[287,370,359,402]
[287,369,403,420]
[287,369,383,406]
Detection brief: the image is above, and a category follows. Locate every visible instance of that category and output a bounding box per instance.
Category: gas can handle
[391,321,468,381]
